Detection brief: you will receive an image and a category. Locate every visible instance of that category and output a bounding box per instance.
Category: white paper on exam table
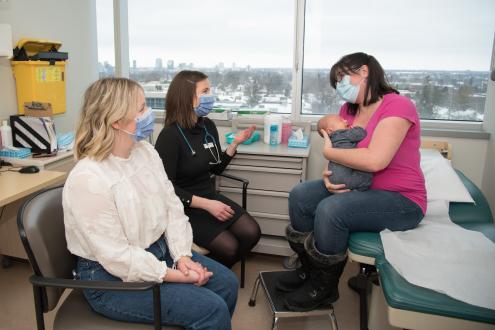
[381,200,495,310]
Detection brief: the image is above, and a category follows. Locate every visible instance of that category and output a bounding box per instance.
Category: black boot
[276,225,311,292]
[284,234,347,312]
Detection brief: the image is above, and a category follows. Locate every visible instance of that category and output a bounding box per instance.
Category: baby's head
[317,114,349,137]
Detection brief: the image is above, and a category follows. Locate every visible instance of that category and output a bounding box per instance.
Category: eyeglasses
[336,66,364,82]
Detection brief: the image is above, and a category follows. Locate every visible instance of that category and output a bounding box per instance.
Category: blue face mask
[336,75,361,104]
[121,108,155,141]
[194,94,215,117]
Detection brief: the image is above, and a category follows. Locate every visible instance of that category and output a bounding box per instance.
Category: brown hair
[164,70,208,128]
[74,78,143,161]
[329,52,398,116]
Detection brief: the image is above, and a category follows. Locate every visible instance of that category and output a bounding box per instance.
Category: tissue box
[288,135,309,148]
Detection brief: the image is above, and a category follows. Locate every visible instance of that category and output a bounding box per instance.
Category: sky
[97,0,495,71]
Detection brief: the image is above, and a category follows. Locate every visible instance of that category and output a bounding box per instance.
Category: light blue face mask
[336,75,361,104]
[121,108,155,141]
[194,94,215,117]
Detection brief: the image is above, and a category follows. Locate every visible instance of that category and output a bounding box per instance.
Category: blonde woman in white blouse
[63,78,238,329]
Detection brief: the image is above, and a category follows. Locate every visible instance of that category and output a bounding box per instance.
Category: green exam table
[347,170,495,330]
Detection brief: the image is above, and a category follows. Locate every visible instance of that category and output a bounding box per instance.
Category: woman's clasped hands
[177,256,213,286]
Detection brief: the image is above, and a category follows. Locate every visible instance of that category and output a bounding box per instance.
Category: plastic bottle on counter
[0,121,12,148]
[281,116,292,144]
[270,124,279,146]
[264,114,282,144]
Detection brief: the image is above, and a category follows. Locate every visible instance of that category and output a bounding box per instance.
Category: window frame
[108,0,492,132]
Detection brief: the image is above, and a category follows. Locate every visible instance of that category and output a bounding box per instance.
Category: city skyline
[98,63,488,121]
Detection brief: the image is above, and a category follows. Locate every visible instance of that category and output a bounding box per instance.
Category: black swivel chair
[17,186,180,330]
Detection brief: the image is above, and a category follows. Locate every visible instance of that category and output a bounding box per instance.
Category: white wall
[0,0,98,133]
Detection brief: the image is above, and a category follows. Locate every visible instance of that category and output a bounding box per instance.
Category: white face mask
[336,75,362,103]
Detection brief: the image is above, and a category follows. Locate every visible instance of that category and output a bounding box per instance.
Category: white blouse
[63,141,193,282]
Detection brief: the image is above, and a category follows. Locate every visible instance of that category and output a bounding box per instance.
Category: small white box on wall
[0,23,13,57]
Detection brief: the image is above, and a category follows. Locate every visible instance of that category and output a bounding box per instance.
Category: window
[127,0,294,112]
[99,0,494,122]
[96,0,115,78]
[302,0,495,121]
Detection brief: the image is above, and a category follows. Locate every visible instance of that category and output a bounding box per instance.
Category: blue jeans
[289,180,424,255]
[75,237,238,330]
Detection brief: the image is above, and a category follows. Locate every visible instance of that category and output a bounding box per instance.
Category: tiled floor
[0,254,360,330]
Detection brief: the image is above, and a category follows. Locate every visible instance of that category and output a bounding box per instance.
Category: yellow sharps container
[11,39,68,115]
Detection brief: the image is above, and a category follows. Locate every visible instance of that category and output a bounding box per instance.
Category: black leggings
[203,213,261,268]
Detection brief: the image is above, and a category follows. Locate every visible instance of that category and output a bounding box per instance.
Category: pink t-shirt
[339,93,427,214]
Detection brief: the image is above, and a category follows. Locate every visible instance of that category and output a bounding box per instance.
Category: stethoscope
[176,123,221,165]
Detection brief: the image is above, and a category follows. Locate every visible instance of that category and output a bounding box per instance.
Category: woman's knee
[289,180,328,217]
[218,267,239,293]
[314,198,347,229]
[288,183,313,225]
[246,213,262,241]
[203,268,237,318]
[312,202,350,255]
[207,232,239,258]
[215,245,238,260]
[223,271,239,308]
[190,294,231,329]
[233,213,261,245]
[199,254,239,298]
[289,182,307,206]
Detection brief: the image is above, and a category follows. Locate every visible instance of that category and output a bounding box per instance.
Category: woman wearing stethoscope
[155,70,261,269]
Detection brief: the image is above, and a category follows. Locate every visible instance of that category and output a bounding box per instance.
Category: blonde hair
[74,78,143,161]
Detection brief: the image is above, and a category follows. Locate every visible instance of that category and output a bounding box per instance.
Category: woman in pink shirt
[278,52,426,312]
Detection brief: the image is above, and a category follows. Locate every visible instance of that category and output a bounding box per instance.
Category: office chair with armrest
[17,186,180,330]
[210,172,249,288]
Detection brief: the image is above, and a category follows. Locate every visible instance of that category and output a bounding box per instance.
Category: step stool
[248,270,338,330]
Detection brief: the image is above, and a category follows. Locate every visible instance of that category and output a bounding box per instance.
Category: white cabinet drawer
[220,187,289,215]
[251,212,289,236]
[229,154,303,170]
[221,165,302,192]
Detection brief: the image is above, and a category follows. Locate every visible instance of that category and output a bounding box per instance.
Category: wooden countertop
[0,170,67,207]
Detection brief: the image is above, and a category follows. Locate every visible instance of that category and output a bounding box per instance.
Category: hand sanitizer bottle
[0,121,13,148]
[270,124,278,146]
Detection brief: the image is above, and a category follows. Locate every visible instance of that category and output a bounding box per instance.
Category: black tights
[204,213,261,268]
